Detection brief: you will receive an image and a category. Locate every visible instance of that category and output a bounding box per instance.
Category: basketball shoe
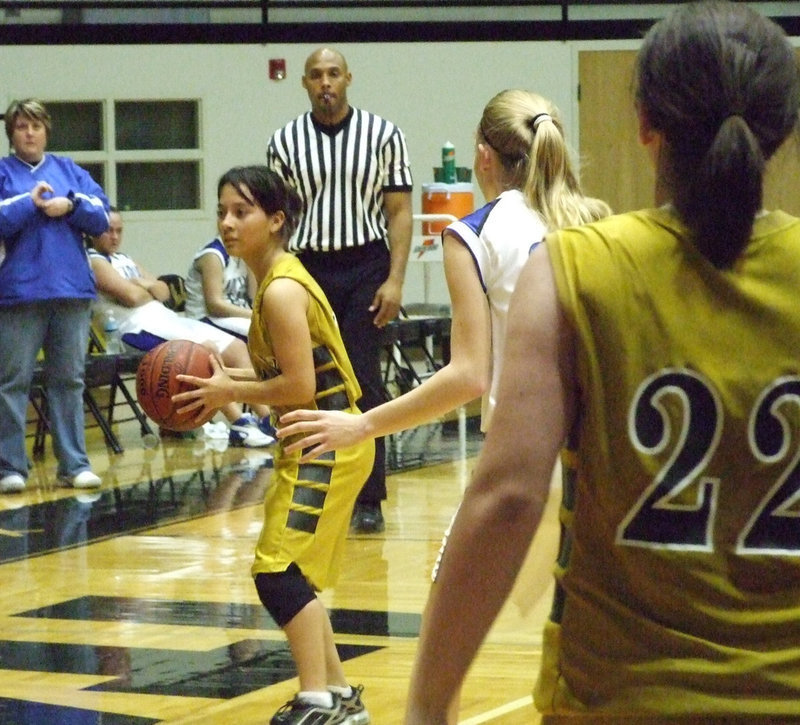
[259,415,278,439]
[269,694,345,724]
[351,502,385,534]
[339,685,370,724]
[228,414,275,448]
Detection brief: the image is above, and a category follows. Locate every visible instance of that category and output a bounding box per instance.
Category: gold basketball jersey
[248,254,373,590]
[248,254,362,418]
[537,208,800,716]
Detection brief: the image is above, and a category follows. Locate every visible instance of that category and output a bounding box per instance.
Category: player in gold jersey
[174,166,373,725]
[405,2,800,722]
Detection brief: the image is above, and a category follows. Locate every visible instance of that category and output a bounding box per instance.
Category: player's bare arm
[280,235,490,461]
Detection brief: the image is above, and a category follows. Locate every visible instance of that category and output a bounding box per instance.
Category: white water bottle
[442,141,456,183]
[103,309,123,354]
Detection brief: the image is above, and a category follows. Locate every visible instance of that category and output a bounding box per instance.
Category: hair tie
[531,113,552,131]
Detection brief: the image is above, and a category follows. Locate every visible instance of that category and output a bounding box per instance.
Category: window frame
[42,96,204,218]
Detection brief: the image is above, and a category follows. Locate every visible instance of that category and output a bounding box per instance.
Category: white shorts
[120,300,238,353]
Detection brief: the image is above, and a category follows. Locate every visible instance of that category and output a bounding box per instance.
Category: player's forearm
[207,297,251,319]
[361,361,486,441]
[130,277,169,303]
[224,366,257,381]
[112,282,155,308]
[231,373,315,409]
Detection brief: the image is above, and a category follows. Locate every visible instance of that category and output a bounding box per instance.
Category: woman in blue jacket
[0,99,110,493]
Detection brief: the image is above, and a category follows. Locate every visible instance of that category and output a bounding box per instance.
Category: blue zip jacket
[0,153,110,304]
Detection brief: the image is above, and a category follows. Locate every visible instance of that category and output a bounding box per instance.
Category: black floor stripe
[0,698,157,725]
[13,596,421,638]
[0,638,379,700]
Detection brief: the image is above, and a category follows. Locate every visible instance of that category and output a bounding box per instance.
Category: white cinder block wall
[0,38,636,304]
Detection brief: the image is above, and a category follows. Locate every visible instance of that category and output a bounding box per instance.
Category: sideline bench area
[27,345,155,458]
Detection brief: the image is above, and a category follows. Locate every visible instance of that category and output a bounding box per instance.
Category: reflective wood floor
[0,413,561,724]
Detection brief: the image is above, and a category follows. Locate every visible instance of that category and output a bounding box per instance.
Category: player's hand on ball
[136,339,216,431]
[173,354,231,422]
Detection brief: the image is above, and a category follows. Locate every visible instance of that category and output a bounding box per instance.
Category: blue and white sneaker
[228,414,276,448]
[259,415,278,439]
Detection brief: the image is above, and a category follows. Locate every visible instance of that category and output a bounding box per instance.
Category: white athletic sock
[328,684,353,699]
[298,690,335,708]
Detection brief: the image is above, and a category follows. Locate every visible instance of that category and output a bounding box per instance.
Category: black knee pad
[254,562,316,627]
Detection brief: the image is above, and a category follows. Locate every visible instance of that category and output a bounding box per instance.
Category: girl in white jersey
[279,89,610,721]
[278,89,609,452]
[184,235,255,341]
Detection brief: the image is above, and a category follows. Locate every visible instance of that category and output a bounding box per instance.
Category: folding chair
[87,325,156,450]
[30,326,156,458]
[381,306,451,399]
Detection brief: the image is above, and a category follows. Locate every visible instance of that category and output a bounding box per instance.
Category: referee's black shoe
[351,502,385,533]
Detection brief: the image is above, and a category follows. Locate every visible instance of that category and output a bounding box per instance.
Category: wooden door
[578,50,651,214]
[578,49,800,216]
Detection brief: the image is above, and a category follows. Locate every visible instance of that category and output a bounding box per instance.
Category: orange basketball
[136,339,215,432]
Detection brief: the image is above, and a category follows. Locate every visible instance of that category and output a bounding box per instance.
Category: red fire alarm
[269,59,286,81]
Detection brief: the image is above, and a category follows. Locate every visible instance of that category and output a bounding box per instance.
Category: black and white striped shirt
[267,107,413,253]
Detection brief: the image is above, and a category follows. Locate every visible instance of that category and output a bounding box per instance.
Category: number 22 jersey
[539,206,800,717]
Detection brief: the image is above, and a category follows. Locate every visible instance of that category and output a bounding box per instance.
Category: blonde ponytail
[479,89,610,232]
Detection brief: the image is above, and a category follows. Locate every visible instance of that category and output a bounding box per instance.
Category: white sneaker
[229,415,276,448]
[202,421,229,440]
[66,471,102,489]
[0,473,26,493]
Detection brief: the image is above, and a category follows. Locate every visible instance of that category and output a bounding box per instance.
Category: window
[46,99,201,212]
[117,161,199,211]
[47,101,103,152]
[115,101,198,150]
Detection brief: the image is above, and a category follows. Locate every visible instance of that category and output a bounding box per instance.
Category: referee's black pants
[299,243,390,505]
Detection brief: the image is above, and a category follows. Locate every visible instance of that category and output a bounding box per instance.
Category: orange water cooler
[420,182,474,233]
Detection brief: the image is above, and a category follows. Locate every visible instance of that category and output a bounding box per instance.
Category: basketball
[136,339,215,432]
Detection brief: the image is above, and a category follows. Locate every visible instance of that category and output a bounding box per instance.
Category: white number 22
[618,369,800,555]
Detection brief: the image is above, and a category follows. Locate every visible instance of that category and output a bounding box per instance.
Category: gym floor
[0,410,559,724]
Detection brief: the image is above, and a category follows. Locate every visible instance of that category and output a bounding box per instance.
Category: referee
[267,47,414,533]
